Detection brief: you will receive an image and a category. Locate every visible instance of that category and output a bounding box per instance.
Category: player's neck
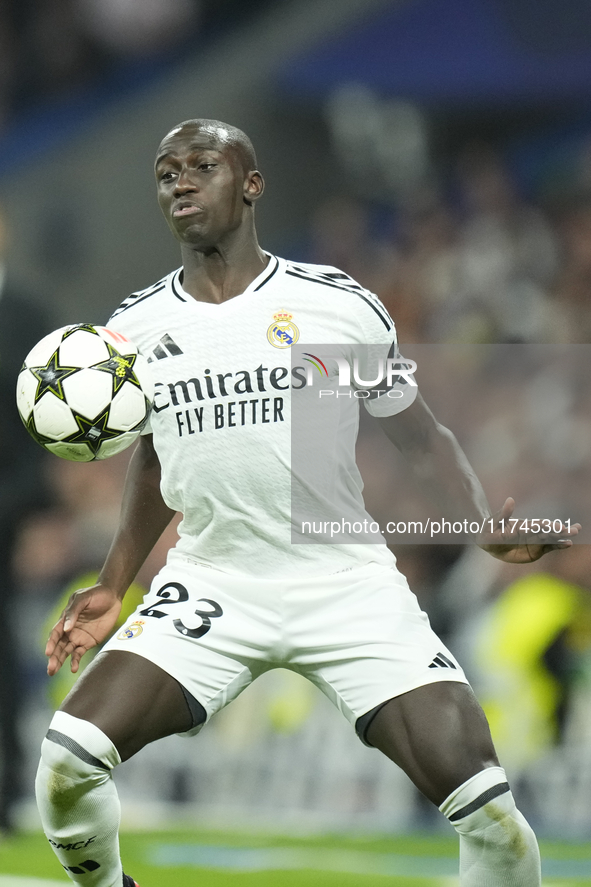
[179,241,269,304]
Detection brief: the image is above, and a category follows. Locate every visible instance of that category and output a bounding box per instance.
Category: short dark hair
[163,119,257,171]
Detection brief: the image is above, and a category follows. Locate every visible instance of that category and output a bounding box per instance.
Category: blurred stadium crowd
[1,0,591,842]
[0,0,277,132]
[304,139,591,345]
[0,0,197,129]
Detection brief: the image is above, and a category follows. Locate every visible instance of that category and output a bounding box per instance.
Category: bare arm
[98,433,175,597]
[46,434,175,675]
[378,393,490,525]
[378,394,578,563]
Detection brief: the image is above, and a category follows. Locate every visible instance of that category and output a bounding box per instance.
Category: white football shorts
[102,558,468,738]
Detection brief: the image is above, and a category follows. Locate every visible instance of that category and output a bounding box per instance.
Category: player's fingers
[46,621,98,675]
[45,623,64,657]
[70,645,90,674]
[485,498,515,538]
[46,614,66,638]
[52,634,74,661]
[47,654,65,677]
[549,521,579,537]
[535,540,574,560]
[47,639,75,676]
[47,628,87,670]
[46,628,70,661]
[563,522,581,536]
[526,523,578,545]
[62,592,93,632]
[46,604,94,656]
[63,609,84,633]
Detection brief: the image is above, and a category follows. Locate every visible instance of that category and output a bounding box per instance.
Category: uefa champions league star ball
[16,323,154,462]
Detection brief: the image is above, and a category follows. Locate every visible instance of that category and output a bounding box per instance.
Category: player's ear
[244,170,264,206]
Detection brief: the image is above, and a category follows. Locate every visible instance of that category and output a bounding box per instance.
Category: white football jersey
[107,254,415,577]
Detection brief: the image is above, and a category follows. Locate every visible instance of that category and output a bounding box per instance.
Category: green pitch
[1,829,590,886]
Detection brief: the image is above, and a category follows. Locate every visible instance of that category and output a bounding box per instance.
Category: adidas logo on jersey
[147,334,184,362]
[428,652,457,669]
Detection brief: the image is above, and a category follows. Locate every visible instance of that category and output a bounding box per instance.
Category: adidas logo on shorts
[428,652,457,669]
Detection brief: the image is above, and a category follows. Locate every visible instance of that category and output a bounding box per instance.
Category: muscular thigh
[60,650,194,761]
[291,564,472,737]
[365,681,500,806]
[102,562,282,727]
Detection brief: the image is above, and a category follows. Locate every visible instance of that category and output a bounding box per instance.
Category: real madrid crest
[117,620,145,640]
[267,310,299,349]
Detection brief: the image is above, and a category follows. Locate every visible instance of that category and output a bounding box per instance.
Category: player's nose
[174,166,198,194]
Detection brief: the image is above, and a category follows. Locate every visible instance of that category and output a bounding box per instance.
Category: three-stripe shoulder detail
[285,263,394,331]
[110,277,169,319]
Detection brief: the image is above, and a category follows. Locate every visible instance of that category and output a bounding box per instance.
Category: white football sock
[35,712,123,887]
[440,766,541,886]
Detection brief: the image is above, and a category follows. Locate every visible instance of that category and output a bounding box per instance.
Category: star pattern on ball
[65,407,123,456]
[92,344,141,395]
[30,351,80,403]
[61,323,100,339]
[25,414,53,446]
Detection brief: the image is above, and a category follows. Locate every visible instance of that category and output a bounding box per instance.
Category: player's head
[154,119,264,248]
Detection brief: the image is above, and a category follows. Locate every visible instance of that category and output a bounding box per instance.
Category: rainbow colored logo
[302,353,329,377]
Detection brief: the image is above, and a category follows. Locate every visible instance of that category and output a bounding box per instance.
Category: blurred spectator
[1,0,104,115]
[373,203,461,343]
[548,198,591,342]
[74,0,200,59]
[311,143,569,345]
[402,144,558,343]
[12,454,180,594]
[0,204,53,832]
[0,0,282,136]
[473,567,591,771]
[306,197,394,288]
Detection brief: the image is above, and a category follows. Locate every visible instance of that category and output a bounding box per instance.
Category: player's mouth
[172,203,203,218]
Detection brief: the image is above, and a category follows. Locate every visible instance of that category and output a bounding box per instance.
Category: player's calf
[440,766,541,886]
[35,711,125,887]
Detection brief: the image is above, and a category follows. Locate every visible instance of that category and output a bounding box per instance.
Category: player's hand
[479,497,581,564]
[45,584,123,676]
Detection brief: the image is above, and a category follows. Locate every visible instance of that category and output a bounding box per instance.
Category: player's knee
[440,766,534,851]
[36,711,121,806]
[440,766,541,883]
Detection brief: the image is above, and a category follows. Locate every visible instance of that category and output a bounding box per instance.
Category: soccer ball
[16,323,154,462]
